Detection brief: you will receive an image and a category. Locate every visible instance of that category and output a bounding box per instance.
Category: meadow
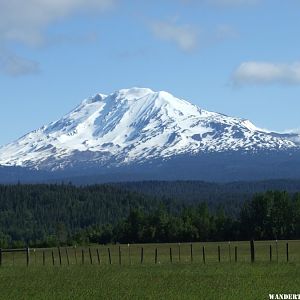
[0,240,299,299]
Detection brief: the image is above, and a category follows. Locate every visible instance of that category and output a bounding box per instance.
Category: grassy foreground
[1,241,300,299]
[0,263,300,299]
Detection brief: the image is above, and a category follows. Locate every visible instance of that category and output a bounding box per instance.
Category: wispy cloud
[215,24,239,40]
[0,0,116,76]
[118,47,151,59]
[150,20,198,52]
[282,128,300,134]
[181,0,260,7]
[0,0,116,46]
[232,61,300,86]
[206,0,260,6]
[0,48,40,77]
[149,19,238,53]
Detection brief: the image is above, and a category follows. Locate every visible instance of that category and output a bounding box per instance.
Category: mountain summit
[0,87,300,181]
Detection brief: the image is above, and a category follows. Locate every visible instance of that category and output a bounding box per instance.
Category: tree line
[0,184,299,248]
[83,190,300,244]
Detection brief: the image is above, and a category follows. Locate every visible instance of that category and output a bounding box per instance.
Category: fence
[0,240,298,267]
[0,248,30,266]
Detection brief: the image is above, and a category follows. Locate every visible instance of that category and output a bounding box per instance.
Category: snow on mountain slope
[0,87,298,171]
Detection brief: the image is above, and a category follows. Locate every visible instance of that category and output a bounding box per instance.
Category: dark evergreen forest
[0,183,300,248]
[114,179,300,216]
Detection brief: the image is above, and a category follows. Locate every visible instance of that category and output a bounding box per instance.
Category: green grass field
[0,241,299,299]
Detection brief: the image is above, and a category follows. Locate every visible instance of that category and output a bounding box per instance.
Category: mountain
[1,87,300,182]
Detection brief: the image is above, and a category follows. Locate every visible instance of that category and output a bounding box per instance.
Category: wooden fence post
[178,243,181,262]
[218,246,221,263]
[74,248,78,264]
[128,244,131,265]
[119,246,122,265]
[190,244,193,263]
[202,246,206,264]
[108,248,112,265]
[276,240,278,263]
[66,248,70,265]
[155,248,158,264]
[58,247,62,266]
[169,248,173,264]
[140,247,144,264]
[250,240,255,263]
[43,251,45,266]
[286,243,289,262]
[51,250,55,265]
[269,245,272,262]
[89,248,93,265]
[26,247,30,267]
[96,249,101,265]
[234,246,238,263]
[228,242,232,263]
[81,249,84,265]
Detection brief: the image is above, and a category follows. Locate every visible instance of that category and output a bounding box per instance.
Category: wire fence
[0,240,299,267]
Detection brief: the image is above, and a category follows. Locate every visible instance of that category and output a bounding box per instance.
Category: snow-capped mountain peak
[0,87,298,171]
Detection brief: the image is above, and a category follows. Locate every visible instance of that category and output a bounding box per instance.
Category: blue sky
[1,0,300,145]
